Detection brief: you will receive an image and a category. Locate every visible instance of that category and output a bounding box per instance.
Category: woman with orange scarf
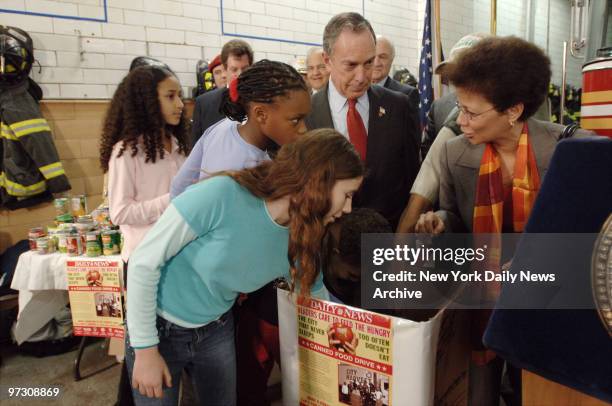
[415,36,591,405]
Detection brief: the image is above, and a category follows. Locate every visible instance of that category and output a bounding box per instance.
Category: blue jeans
[125,311,236,406]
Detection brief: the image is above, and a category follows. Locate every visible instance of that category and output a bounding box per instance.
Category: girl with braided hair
[125,131,364,404]
[169,58,311,405]
[170,59,310,198]
[100,65,189,265]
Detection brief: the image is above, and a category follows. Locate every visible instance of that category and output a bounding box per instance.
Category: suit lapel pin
[378,107,386,117]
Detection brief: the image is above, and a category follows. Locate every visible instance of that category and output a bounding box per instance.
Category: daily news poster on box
[66,259,124,338]
[297,296,393,406]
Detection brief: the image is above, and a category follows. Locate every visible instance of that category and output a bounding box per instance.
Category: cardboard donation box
[278,290,470,406]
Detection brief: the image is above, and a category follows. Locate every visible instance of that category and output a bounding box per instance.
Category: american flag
[418,0,434,130]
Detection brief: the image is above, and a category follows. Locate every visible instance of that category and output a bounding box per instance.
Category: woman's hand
[132,346,172,399]
[415,211,445,235]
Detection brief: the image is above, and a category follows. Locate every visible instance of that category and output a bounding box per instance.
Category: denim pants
[125,311,236,406]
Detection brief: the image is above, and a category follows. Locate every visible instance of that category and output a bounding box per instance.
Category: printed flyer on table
[66,259,124,338]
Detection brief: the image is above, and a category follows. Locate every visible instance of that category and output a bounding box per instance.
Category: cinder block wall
[0,0,422,99]
[0,100,194,253]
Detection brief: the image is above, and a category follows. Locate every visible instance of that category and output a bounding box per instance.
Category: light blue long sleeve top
[127,176,327,348]
[170,118,269,198]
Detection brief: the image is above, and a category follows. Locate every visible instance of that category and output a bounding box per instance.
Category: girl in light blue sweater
[126,130,364,405]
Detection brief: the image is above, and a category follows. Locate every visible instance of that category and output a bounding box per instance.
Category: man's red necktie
[347,98,367,161]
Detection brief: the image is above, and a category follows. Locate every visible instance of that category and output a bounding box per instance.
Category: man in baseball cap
[422,33,489,152]
[208,54,226,89]
[397,33,488,234]
[435,33,488,81]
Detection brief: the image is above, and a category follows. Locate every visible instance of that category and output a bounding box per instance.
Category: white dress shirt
[327,79,370,139]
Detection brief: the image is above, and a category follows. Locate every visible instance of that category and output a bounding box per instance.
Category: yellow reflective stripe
[39,162,66,179]
[0,172,47,197]
[1,123,18,140]
[9,118,51,138]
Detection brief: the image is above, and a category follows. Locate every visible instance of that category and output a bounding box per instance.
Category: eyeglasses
[455,101,495,121]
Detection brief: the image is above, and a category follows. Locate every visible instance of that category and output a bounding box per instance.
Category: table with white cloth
[10,251,122,344]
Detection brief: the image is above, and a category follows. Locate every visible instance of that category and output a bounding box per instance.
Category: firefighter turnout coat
[1,81,70,209]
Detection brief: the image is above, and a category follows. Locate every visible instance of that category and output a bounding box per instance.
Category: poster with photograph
[297,297,393,406]
[66,259,124,338]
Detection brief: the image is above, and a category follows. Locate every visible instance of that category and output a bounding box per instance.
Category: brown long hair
[99,65,189,173]
[228,129,364,295]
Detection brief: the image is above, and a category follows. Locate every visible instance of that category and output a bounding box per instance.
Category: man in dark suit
[372,35,420,140]
[191,39,253,147]
[305,12,420,229]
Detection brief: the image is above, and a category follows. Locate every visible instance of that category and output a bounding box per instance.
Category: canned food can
[71,195,88,217]
[53,198,70,216]
[28,227,46,251]
[77,215,93,223]
[47,227,59,248]
[57,233,68,254]
[66,234,83,256]
[102,230,120,255]
[75,222,94,235]
[36,236,56,254]
[55,213,74,226]
[61,224,77,234]
[101,231,112,255]
[86,232,102,257]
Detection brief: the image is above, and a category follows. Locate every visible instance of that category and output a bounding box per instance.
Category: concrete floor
[1,338,121,406]
[1,339,283,405]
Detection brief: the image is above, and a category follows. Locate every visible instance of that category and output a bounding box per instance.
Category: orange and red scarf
[473,123,541,234]
[471,122,540,365]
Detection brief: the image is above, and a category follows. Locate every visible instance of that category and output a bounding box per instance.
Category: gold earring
[509,120,515,127]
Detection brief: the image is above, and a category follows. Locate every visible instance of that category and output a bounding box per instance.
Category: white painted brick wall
[102,23,146,41]
[165,15,202,32]
[0,0,585,100]
[56,51,105,68]
[82,68,128,84]
[1,0,426,99]
[60,83,108,98]
[106,7,124,23]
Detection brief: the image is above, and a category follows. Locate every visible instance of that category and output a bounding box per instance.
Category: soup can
[55,213,74,226]
[71,195,88,217]
[86,232,102,257]
[66,233,83,257]
[57,233,68,254]
[28,227,46,251]
[102,230,120,255]
[36,236,56,254]
[54,198,70,216]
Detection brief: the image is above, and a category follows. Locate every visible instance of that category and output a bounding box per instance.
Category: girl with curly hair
[125,130,363,405]
[170,59,310,198]
[100,65,189,264]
